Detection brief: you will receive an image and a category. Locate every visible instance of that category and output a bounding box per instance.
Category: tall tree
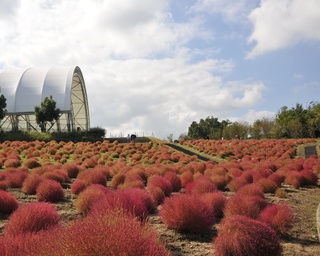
[222,122,250,140]
[275,103,309,138]
[0,94,7,121]
[187,116,229,139]
[251,118,276,139]
[35,96,60,132]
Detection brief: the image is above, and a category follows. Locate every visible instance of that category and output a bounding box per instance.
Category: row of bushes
[0,127,106,142]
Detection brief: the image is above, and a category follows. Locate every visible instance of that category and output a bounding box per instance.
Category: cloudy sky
[0,0,319,139]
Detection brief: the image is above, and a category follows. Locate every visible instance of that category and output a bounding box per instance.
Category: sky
[0,0,319,140]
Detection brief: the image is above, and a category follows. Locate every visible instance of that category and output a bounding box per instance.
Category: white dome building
[0,66,90,132]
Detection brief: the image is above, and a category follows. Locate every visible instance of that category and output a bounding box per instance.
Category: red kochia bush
[163,171,182,192]
[36,179,65,202]
[70,179,87,195]
[201,191,227,218]
[0,190,19,214]
[214,215,282,256]
[224,194,267,219]
[147,175,173,197]
[259,204,293,235]
[185,177,217,195]
[4,202,60,236]
[75,184,111,214]
[22,174,44,195]
[159,194,215,233]
[26,209,171,256]
[89,189,149,221]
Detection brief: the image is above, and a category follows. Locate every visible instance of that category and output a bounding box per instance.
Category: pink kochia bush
[75,184,111,214]
[36,179,65,202]
[0,190,19,214]
[259,203,293,235]
[4,202,60,236]
[185,177,217,195]
[89,188,150,221]
[214,215,282,256]
[224,194,267,219]
[159,194,216,233]
[16,209,172,256]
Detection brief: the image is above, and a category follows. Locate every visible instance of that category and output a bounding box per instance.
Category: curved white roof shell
[0,66,90,132]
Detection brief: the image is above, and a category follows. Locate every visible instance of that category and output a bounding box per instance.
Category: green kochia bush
[214,215,282,256]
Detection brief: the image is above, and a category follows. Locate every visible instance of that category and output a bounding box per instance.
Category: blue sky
[0,0,319,139]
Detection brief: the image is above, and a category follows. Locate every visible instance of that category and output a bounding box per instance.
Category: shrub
[259,204,293,235]
[75,184,111,214]
[163,171,182,192]
[210,174,228,190]
[214,215,282,256]
[227,177,248,192]
[4,202,60,236]
[200,191,227,218]
[110,173,126,189]
[284,171,303,189]
[62,163,83,178]
[275,188,287,198]
[23,158,42,169]
[300,169,318,186]
[120,187,156,214]
[70,179,87,195]
[256,178,278,193]
[4,169,29,188]
[89,190,149,221]
[3,158,21,168]
[77,169,106,186]
[224,194,267,219]
[22,174,44,195]
[159,194,216,233]
[179,170,194,188]
[0,190,19,214]
[147,175,172,197]
[36,179,65,202]
[25,209,171,256]
[237,183,265,198]
[185,177,217,195]
[147,186,166,205]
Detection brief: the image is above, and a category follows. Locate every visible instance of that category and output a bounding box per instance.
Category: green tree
[274,103,309,138]
[35,96,60,132]
[187,116,229,140]
[307,102,320,137]
[222,122,250,140]
[250,118,276,139]
[0,94,7,121]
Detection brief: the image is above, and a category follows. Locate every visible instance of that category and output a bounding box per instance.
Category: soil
[1,181,319,255]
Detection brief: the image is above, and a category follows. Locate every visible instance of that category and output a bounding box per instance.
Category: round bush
[4,202,60,236]
[0,190,19,214]
[36,179,65,202]
[214,215,282,256]
[159,194,215,233]
[259,204,293,235]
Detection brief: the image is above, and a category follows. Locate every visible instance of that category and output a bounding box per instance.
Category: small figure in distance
[127,134,131,142]
[130,134,136,142]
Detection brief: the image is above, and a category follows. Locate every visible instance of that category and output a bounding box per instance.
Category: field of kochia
[0,138,319,255]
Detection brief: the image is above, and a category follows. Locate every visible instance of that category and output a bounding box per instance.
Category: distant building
[0,66,90,132]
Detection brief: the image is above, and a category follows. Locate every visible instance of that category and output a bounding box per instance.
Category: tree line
[184,102,320,140]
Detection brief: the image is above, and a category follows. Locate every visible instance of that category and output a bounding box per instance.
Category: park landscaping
[0,138,319,255]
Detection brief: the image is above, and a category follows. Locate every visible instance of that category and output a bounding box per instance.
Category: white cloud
[247,0,320,59]
[0,0,268,139]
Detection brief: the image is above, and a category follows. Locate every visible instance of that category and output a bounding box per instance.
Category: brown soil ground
[1,180,319,255]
